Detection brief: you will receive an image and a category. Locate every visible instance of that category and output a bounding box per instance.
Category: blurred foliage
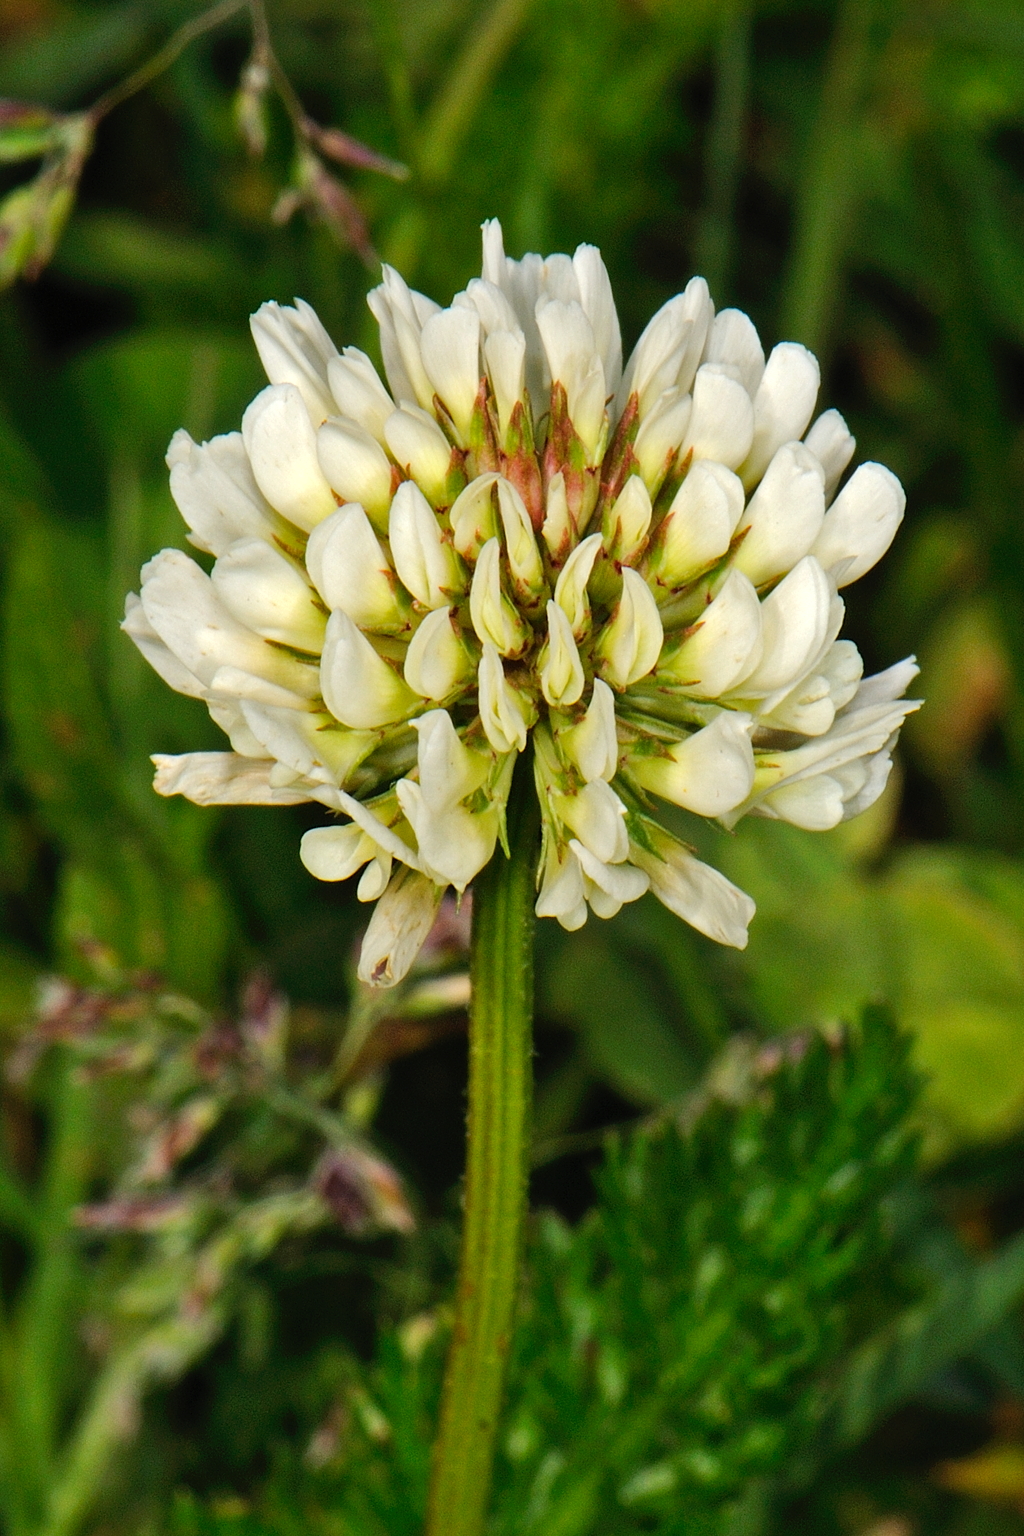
[0,932,470,1536]
[2,0,1024,1529]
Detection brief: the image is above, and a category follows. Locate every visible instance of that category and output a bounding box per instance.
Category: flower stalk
[425,754,539,1536]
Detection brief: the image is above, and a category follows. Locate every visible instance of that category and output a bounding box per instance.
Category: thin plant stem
[88,0,248,124]
[695,0,752,300]
[15,1055,93,1529]
[780,0,875,356]
[425,757,539,1536]
[417,0,535,186]
[364,0,419,157]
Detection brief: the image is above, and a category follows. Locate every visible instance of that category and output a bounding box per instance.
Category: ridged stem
[425,758,538,1536]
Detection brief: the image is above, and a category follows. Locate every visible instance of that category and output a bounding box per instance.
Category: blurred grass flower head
[125,220,920,987]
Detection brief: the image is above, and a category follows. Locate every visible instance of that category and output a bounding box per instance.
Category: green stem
[417,0,534,186]
[425,759,538,1536]
[87,0,247,124]
[780,0,875,356]
[694,0,752,300]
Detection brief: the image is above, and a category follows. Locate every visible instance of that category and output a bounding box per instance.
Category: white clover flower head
[128,221,920,987]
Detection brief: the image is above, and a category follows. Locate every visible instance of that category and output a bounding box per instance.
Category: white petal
[413,708,487,812]
[560,678,618,782]
[735,555,831,695]
[166,430,277,557]
[651,461,743,589]
[541,471,572,560]
[840,748,893,820]
[212,538,325,650]
[553,531,602,635]
[241,384,337,531]
[595,568,663,688]
[630,832,755,948]
[663,567,763,697]
[357,854,393,901]
[389,479,463,608]
[152,752,311,805]
[759,638,863,735]
[450,473,501,561]
[495,476,546,597]
[420,305,482,438]
[207,666,315,710]
[469,537,529,656]
[122,592,206,698]
[630,710,754,816]
[557,779,628,864]
[305,503,401,630]
[330,788,423,870]
[850,657,919,710]
[384,406,453,506]
[633,388,693,490]
[357,869,444,988]
[618,278,712,415]
[460,276,520,335]
[573,242,622,395]
[320,609,418,728]
[810,462,905,586]
[535,298,606,457]
[741,342,820,489]
[327,347,395,443]
[207,699,270,757]
[533,292,596,372]
[367,266,438,410]
[682,364,755,471]
[603,475,652,563]
[139,548,315,695]
[403,606,473,699]
[250,298,337,424]
[762,774,846,830]
[300,824,377,881]
[804,407,855,504]
[535,842,587,929]
[733,441,825,588]
[569,840,649,904]
[316,417,393,530]
[240,700,376,785]
[478,642,530,754]
[398,783,498,890]
[483,328,527,435]
[702,308,765,395]
[739,695,922,829]
[540,601,586,707]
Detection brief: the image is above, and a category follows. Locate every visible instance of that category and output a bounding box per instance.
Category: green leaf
[287,1011,917,1536]
[835,1226,1024,1447]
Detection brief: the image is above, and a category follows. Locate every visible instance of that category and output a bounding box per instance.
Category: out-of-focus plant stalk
[86,0,247,123]
[425,758,538,1536]
[695,0,751,300]
[781,0,875,356]
[378,0,534,280]
[0,1056,93,1536]
[417,0,534,185]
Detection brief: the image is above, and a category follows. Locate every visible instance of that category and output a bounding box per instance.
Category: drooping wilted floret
[125,223,919,986]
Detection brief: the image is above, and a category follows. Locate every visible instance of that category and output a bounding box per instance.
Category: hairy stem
[425,759,539,1536]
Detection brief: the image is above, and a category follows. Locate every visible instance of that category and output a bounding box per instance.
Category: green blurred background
[3,0,1024,1528]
